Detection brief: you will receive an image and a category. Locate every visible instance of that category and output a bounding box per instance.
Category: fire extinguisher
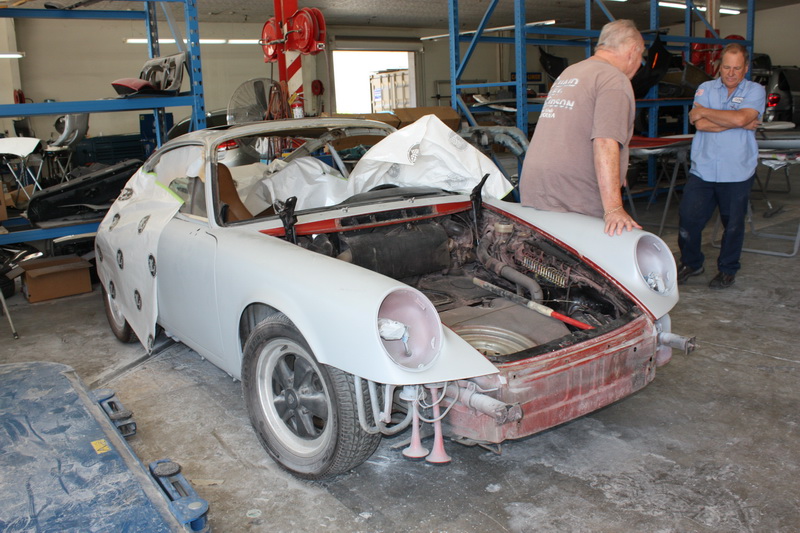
[13,89,25,104]
[290,96,304,119]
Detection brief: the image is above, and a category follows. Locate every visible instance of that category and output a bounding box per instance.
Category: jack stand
[402,402,428,460]
[425,386,451,464]
[0,289,19,339]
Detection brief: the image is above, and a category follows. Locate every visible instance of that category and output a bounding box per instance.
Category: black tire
[242,315,381,479]
[102,286,136,343]
[0,276,14,299]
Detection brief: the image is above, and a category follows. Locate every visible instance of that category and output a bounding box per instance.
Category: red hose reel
[690,32,744,77]
[261,7,326,63]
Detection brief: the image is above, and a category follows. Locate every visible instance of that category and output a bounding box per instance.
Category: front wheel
[242,315,380,479]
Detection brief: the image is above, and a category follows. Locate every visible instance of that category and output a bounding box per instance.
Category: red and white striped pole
[286,50,304,118]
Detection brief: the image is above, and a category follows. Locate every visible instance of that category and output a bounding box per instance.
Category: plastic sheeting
[242,114,513,214]
[95,147,198,351]
[244,157,348,213]
[347,115,513,199]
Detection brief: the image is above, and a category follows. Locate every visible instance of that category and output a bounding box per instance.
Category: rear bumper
[444,313,659,443]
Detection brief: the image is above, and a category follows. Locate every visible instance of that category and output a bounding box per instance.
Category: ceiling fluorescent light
[658,2,740,15]
[199,39,227,44]
[0,52,25,59]
[124,38,176,44]
[228,39,260,45]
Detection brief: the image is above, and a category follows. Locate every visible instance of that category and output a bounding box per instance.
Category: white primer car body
[97,116,693,479]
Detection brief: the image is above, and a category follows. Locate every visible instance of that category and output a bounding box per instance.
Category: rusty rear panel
[445,314,659,443]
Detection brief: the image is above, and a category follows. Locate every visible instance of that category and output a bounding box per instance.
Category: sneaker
[709,272,735,289]
[677,264,704,284]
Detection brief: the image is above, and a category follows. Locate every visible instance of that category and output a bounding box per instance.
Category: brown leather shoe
[677,264,704,284]
[709,272,735,289]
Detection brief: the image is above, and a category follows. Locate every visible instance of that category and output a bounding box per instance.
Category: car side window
[143,145,207,218]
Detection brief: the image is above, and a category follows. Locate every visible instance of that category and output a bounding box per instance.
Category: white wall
[14,18,270,139]
[0,19,22,137]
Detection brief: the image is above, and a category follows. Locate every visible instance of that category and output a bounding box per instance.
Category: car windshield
[212,116,513,225]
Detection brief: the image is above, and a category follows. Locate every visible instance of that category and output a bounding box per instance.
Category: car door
[150,145,226,365]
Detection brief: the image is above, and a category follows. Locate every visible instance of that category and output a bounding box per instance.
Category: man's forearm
[691,106,759,129]
[593,137,624,210]
[593,137,642,235]
[693,117,729,132]
[694,116,759,132]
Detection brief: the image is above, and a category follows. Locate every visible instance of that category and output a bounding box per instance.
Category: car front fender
[488,200,679,320]
[213,230,498,385]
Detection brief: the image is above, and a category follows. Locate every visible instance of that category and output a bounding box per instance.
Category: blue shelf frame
[447,0,757,138]
[0,0,206,148]
[0,219,100,245]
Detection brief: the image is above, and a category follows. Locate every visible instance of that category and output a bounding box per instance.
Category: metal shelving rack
[447,0,756,138]
[0,0,207,147]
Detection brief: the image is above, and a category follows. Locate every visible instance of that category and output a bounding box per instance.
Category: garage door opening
[332,50,415,114]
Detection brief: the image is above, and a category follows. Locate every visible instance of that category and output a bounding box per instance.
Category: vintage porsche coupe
[96,116,694,479]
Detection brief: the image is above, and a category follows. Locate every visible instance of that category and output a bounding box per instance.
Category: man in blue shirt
[677,43,765,289]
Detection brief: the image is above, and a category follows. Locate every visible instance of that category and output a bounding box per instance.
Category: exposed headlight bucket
[377,288,442,371]
[635,235,676,294]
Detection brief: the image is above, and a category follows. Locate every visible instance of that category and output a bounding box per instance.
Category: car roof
[162,117,398,151]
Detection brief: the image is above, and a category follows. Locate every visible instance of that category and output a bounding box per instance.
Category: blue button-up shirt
[690,77,766,183]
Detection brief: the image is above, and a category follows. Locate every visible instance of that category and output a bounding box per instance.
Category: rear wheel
[102,286,135,343]
[242,315,380,479]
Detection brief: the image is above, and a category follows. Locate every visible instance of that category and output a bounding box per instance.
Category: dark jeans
[678,172,754,275]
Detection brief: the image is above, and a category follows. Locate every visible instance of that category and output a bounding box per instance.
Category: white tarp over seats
[244,156,348,213]
[347,114,513,199]
[95,148,196,351]
[242,114,513,214]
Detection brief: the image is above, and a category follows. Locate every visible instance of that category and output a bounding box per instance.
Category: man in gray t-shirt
[520,19,644,236]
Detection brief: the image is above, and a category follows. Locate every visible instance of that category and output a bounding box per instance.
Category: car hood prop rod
[276,196,298,244]
[470,173,490,245]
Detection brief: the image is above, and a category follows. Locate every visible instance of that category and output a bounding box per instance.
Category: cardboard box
[325,113,402,150]
[393,106,462,131]
[330,112,401,129]
[20,255,93,303]
[4,185,36,209]
[0,187,7,222]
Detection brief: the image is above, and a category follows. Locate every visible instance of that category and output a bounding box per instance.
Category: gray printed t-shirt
[520,58,635,218]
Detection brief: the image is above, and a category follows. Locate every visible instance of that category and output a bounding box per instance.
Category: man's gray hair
[596,19,641,50]
[721,42,749,64]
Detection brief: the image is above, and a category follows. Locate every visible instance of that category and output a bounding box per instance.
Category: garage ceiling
[6,0,799,31]
[6,0,797,30]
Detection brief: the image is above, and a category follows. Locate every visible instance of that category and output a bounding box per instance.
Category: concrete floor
[1,166,799,532]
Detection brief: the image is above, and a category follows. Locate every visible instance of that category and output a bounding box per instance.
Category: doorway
[332,51,414,114]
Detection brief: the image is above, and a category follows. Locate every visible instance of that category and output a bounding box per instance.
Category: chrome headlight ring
[635,234,677,294]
